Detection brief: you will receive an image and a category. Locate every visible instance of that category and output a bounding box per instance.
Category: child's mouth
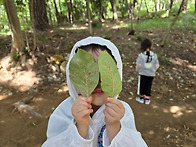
[92,88,104,95]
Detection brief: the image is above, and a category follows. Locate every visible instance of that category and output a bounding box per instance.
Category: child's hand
[104,98,125,142]
[104,97,125,125]
[71,96,93,138]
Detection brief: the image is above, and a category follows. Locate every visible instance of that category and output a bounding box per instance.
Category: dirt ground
[0,22,196,147]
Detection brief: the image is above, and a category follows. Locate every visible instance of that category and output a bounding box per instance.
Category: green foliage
[14,51,20,60]
[69,49,99,97]
[157,54,171,67]
[0,0,195,34]
[177,13,196,32]
[102,34,111,40]
[128,44,135,50]
[92,21,102,29]
[98,51,122,97]
[24,46,29,52]
[134,17,171,30]
[135,33,145,41]
[39,36,47,41]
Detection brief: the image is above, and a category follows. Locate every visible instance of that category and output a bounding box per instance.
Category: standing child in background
[42,36,148,147]
[136,38,159,105]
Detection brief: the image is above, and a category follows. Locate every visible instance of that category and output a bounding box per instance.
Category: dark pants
[138,75,154,96]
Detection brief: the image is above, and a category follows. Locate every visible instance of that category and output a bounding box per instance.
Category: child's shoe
[144,98,150,104]
[144,96,151,104]
[136,97,144,103]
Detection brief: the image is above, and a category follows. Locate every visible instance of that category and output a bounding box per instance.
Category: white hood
[66,36,123,100]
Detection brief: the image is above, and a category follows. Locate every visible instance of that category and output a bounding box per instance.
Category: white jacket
[136,51,159,77]
[42,37,148,147]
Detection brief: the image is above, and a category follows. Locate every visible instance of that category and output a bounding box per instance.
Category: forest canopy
[0,0,195,34]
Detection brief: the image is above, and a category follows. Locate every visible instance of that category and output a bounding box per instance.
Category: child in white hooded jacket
[42,36,148,147]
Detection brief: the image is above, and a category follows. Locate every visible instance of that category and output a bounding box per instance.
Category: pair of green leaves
[69,49,122,98]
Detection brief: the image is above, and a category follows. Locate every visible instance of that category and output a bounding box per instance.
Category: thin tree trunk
[144,0,149,14]
[4,0,25,66]
[167,0,174,16]
[69,0,73,22]
[195,0,196,13]
[86,0,92,34]
[98,0,104,21]
[110,0,118,22]
[66,0,73,24]
[30,0,37,51]
[126,0,131,19]
[137,0,143,24]
[153,0,157,14]
[157,0,160,11]
[182,0,188,13]
[47,2,54,25]
[53,0,61,24]
[161,0,186,46]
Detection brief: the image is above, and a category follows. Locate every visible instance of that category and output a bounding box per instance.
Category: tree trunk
[161,0,186,46]
[4,0,25,66]
[153,0,157,13]
[126,0,131,19]
[86,0,92,34]
[156,0,160,11]
[30,0,37,51]
[65,0,73,24]
[137,0,143,23]
[182,0,188,13]
[167,0,174,16]
[195,0,196,13]
[98,0,104,21]
[110,0,118,22]
[130,0,137,17]
[29,0,49,31]
[53,0,61,24]
[47,2,54,25]
[144,0,149,14]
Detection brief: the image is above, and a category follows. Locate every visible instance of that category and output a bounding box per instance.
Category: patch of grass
[135,33,145,41]
[157,54,171,67]
[79,29,87,33]
[39,36,47,41]
[176,13,196,32]
[133,17,171,30]
[102,34,112,40]
[92,21,102,29]
[128,44,136,50]
[64,43,75,51]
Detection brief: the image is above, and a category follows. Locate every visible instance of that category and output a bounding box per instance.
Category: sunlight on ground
[0,95,8,101]
[63,25,88,31]
[57,85,69,93]
[0,70,41,92]
[163,105,194,118]
[171,58,196,71]
[33,97,44,102]
[148,130,154,135]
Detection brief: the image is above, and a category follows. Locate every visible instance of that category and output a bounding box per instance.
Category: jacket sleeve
[102,101,148,147]
[42,98,94,147]
[154,54,159,71]
[136,54,142,72]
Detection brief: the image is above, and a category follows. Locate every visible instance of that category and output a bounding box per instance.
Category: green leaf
[69,49,99,97]
[98,51,122,97]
